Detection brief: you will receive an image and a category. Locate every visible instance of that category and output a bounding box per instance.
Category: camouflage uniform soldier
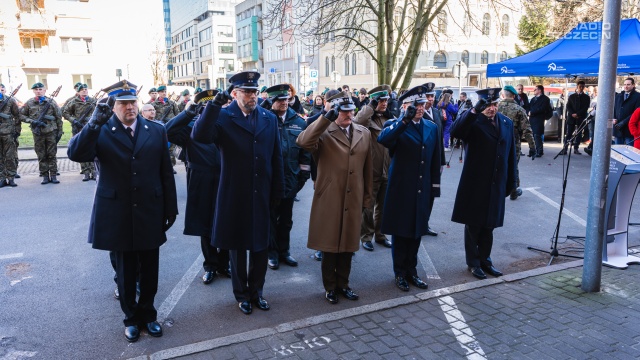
[20,82,63,184]
[62,83,97,181]
[498,85,535,200]
[1,84,21,179]
[153,85,179,168]
[0,84,21,188]
[177,89,191,112]
[146,87,158,105]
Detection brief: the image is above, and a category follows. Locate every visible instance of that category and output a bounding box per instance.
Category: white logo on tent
[548,63,557,71]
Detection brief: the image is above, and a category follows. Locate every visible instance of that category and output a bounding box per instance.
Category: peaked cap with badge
[102,80,138,101]
[194,89,219,104]
[398,85,428,104]
[368,85,390,100]
[476,88,502,104]
[265,84,291,100]
[229,71,261,90]
[326,91,356,111]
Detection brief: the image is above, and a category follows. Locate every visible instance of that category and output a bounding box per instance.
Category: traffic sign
[330,71,341,83]
[452,62,468,79]
[310,70,319,79]
[270,68,276,73]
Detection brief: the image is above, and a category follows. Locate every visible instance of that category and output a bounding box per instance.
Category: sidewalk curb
[129,259,584,360]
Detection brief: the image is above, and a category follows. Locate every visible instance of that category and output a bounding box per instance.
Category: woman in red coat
[628,107,640,149]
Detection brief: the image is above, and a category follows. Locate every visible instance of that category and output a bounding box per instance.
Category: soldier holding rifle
[0,84,22,188]
[63,83,98,181]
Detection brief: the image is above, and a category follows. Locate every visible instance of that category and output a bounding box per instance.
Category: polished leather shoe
[268,258,279,270]
[426,227,438,236]
[41,176,50,185]
[217,267,232,278]
[145,321,163,337]
[313,251,323,261]
[481,265,503,277]
[510,189,518,200]
[114,287,120,300]
[375,238,392,248]
[395,276,410,291]
[14,174,20,179]
[253,296,270,310]
[124,325,140,342]
[325,290,338,304]
[202,271,215,284]
[409,275,429,289]
[50,175,60,184]
[469,267,487,280]
[239,301,252,314]
[7,179,17,187]
[516,188,523,197]
[362,241,374,251]
[574,149,582,155]
[340,288,359,300]
[281,255,298,267]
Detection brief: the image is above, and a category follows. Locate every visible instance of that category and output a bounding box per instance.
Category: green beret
[157,85,167,92]
[195,87,202,93]
[306,90,313,96]
[0,83,4,88]
[74,82,83,91]
[31,82,45,89]
[182,89,190,96]
[260,86,268,93]
[148,87,157,94]
[503,85,518,96]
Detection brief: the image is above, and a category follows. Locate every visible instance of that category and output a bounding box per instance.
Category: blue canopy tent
[487,18,640,78]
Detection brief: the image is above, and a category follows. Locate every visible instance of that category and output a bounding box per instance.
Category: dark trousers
[321,252,353,291]
[464,225,494,268]
[391,236,421,277]
[533,133,544,155]
[113,249,159,326]
[229,249,268,302]
[201,236,229,272]
[564,121,583,150]
[268,198,295,259]
[360,179,387,243]
[426,196,435,227]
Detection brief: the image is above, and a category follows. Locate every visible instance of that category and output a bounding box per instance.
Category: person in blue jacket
[377,85,441,292]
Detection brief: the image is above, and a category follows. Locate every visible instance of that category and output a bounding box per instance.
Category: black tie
[625,93,629,101]
[342,128,350,142]
[126,127,134,139]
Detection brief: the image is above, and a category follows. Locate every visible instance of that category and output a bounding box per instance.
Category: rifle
[31,85,62,136]
[0,84,22,119]
[158,92,176,122]
[72,90,104,134]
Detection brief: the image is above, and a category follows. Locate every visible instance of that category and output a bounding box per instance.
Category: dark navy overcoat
[67,114,178,251]
[192,101,284,252]
[450,110,516,228]
[378,117,441,238]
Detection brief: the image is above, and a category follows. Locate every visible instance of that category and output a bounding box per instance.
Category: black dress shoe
[325,290,338,304]
[216,267,232,278]
[202,271,215,284]
[395,276,410,291]
[239,301,252,314]
[7,179,17,187]
[375,238,392,248]
[0,181,5,188]
[409,275,429,289]
[41,176,50,185]
[340,288,359,300]
[313,251,323,261]
[114,287,120,300]
[14,174,20,179]
[281,255,298,267]
[124,325,140,342]
[145,321,163,337]
[516,188,523,197]
[50,176,60,184]
[426,227,438,236]
[469,267,487,280]
[509,189,518,200]
[481,265,503,277]
[584,147,593,156]
[253,296,270,310]
[362,241,374,251]
[172,169,177,174]
[268,258,279,270]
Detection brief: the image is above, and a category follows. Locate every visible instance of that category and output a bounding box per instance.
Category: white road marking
[9,276,32,286]
[0,350,38,360]
[156,254,203,322]
[438,295,487,360]
[524,187,587,227]
[0,253,24,261]
[419,242,440,279]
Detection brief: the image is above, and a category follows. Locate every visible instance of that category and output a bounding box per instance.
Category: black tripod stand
[527,116,591,265]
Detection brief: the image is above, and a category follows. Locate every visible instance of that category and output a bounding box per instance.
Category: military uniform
[153,87,179,167]
[177,89,191,112]
[0,95,21,187]
[498,91,535,192]
[20,85,63,182]
[63,93,97,180]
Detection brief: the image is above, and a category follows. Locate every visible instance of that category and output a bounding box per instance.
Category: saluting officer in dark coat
[67,81,178,342]
[192,72,285,315]
[378,85,441,292]
[450,88,516,280]
[421,82,445,236]
[165,90,231,285]
[260,84,311,270]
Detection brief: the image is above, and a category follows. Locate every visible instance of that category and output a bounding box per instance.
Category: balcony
[21,51,59,69]
[16,12,56,35]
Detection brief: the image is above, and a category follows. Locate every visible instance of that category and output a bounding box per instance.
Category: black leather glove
[88,103,113,128]
[185,103,202,119]
[55,132,63,143]
[325,104,340,122]
[213,85,234,106]
[261,97,273,111]
[403,105,416,123]
[72,120,81,128]
[33,120,47,128]
[163,214,176,232]
[474,99,489,114]
[614,122,623,131]
[369,98,378,110]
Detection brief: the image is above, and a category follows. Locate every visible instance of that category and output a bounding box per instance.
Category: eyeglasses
[237,89,260,96]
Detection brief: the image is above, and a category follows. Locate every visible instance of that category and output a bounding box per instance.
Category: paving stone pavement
[144,264,640,359]
[17,158,80,176]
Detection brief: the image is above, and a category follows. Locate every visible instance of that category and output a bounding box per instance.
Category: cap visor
[115,95,138,101]
[339,104,356,111]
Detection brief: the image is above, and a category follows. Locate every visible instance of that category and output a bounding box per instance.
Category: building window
[26,74,47,88]
[200,44,211,57]
[331,56,335,72]
[500,51,508,61]
[17,0,43,13]
[481,51,489,64]
[325,56,329,76]
[217,25,233,37]
[344,55,349,76]
[461,50,469,66]
[199,27,211,42]
[72,74,92,89]
[219,42,234,54]
[501,15,509,37]
[395,49,404,72]
[352,53,357,75]
[21,36,42,52]
[434,51,447,68]
[482,14,491,36]
[284,43,291,58]
[437,12,447,34]
[222,59,234,72]
[60,37,92,54]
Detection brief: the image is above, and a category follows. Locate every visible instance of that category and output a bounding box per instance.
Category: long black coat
[378,117,441,238]
[528,94,552,134]
[565,92,590,125]
[423,107,446,166]
[166,111,221,237]
[450,110,516,228]
[192,101,284,252]
[275,107,311,199]
[67,115,178,251]
[614,90,640,138]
